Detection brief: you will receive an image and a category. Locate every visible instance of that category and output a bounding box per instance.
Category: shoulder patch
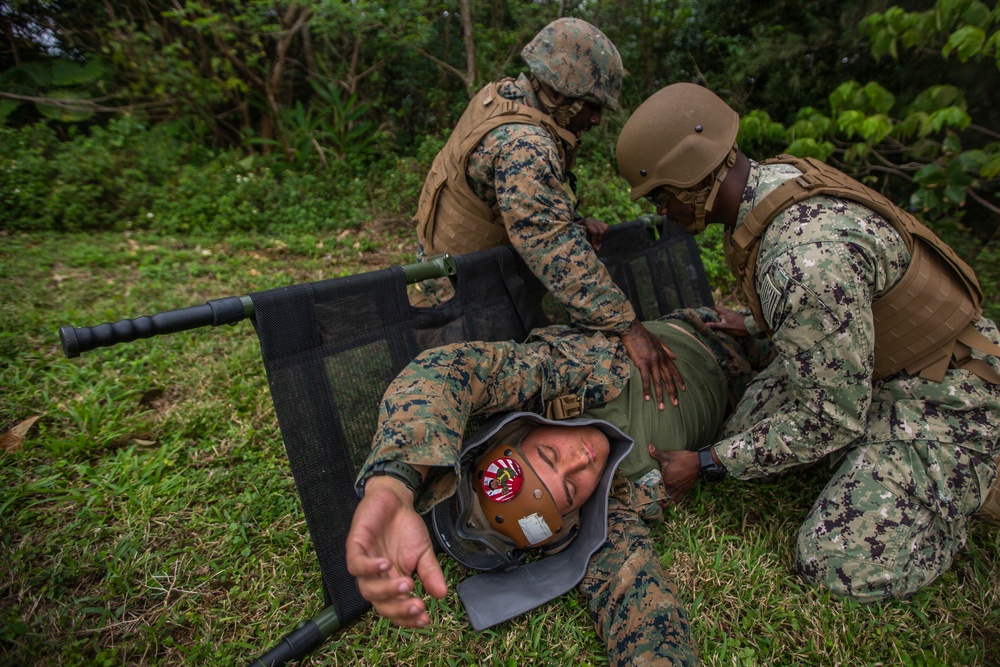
[759,267,790,330]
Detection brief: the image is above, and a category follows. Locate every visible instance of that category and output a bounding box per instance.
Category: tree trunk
[460,0,476,90]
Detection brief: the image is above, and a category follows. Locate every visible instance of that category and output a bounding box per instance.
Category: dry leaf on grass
[1,415,42,453]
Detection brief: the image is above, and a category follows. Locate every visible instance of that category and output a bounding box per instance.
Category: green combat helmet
[521,18,623,111]
[617,82,739,234]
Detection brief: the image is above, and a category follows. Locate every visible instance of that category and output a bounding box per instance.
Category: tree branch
[966,185,1000,217]
[0,91,165,113]
[414,45,476,88]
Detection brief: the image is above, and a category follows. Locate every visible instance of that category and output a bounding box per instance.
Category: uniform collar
[733,159,764,234]
[500,73,548,116]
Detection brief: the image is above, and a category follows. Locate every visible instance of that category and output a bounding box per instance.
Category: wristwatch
[697,446,726,483]
[356,460,423,499]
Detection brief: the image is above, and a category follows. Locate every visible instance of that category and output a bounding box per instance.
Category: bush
[0,118,411,234]
[0,123,61,229]
[0,118,214,232]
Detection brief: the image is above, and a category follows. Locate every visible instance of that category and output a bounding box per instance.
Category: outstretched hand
[646,445,700,506]
[620,321,685,408]
[346,476,448,628]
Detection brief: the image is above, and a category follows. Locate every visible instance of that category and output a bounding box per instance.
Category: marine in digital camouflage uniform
[412,18,632,333]
[351,307,774,667]
[617,83,1000,603]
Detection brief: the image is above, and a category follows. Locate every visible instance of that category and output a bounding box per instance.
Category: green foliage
[695,224,735,299]
[2,117,188,231]
[733,1,998,288]
[0,57,113,123]
[0,116,414,234]
[572,160,645,225]
[854,0,999,223]
[263,79,392,170]
[738,110,788,157]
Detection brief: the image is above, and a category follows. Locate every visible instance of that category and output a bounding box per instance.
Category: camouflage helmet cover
[521,18,623,111]
[617,82,739,200]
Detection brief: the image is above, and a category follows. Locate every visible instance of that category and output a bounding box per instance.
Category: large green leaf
[943,26,987,61]
[35,91,94,122]
[49,58,110,87]
[0,98,19,121]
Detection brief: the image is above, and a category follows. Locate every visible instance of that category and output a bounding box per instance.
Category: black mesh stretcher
[59,216,713,666]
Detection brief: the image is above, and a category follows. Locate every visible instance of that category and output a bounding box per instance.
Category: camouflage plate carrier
[724,155,1000,526]
[726,154,1000,384]
[414,81,577,257]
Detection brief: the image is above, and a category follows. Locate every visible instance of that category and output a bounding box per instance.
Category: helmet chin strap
[531,77,585,128]
[671,145,738,234]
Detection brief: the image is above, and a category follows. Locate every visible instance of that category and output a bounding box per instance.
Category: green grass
[2,228,999,666]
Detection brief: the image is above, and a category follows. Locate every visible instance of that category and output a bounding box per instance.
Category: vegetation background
[2,0,998,665]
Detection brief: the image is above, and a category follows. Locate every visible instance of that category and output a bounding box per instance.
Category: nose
[565,447,590,474]
[590,108,602,127]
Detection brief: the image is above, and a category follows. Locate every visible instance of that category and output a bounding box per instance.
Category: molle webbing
[728,155,999,383]
[415,81,577,257]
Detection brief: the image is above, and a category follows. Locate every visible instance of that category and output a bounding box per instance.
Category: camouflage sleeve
[714,202,904,479]
[490,125,636,333]
[357,326,630,513]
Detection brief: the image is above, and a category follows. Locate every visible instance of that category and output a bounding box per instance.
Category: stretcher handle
[246,605,340,667]
[59,295,253,358]
[58,254,457,359]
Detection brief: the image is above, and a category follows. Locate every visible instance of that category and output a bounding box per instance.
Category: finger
[356,572,416,602]
[647,443,670,464]
[371,595,430,628]
[662,347,684,391]
[415,548,448,599]
[639,363,653,403]
[345,541,391,578]
[649,363,666,410]
[658,361,678,407]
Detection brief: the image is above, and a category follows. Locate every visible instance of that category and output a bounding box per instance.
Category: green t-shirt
[583,320,728,481]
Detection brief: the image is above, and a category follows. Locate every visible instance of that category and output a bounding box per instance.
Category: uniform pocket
[868,440,988,522]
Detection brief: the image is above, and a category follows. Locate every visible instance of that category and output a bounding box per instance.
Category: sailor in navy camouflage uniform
[617,83,1000,602]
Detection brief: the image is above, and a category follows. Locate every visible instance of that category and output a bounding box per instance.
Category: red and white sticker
[481,457,524,502]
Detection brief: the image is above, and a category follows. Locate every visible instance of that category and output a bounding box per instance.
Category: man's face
[520,425,610,515]
[645,187,697,233]
[565,100,603,138]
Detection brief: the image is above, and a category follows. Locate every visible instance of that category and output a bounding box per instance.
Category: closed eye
[538,444,574,509]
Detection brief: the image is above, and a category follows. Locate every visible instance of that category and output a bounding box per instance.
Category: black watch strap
[697,446,725,481]
[356,460,423,499]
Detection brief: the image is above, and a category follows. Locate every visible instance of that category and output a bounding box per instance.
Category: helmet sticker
[481,457,524,502]
[518,512,555,545]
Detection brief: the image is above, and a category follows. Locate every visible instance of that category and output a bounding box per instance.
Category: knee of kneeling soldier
[793,528,899,603]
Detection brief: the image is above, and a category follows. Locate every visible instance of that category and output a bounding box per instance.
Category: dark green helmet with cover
[521,18,623,111]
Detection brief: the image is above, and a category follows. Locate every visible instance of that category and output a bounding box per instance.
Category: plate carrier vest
[724,155,1000,385]
[415,80,577,257]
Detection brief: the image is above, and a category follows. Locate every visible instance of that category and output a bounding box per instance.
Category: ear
[538,81,569,106]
